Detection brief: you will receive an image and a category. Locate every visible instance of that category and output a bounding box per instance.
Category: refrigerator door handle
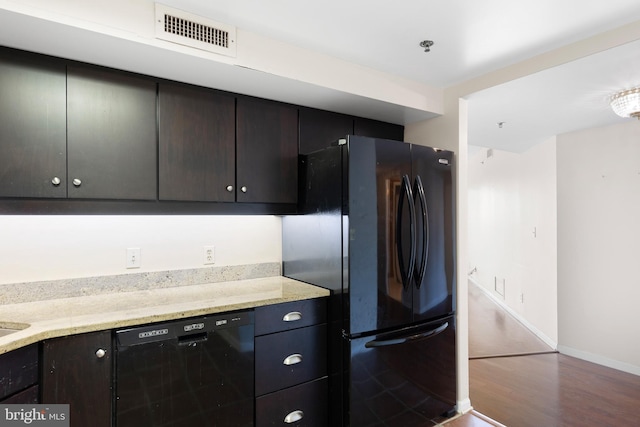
[396,174,416,290]
[413,175,429,289]
[365,321,449,348]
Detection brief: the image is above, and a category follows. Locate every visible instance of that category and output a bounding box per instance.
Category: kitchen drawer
[255,377,328,427]
[0,343,38,400]
[255,324,327,395]
[255,298,327,336]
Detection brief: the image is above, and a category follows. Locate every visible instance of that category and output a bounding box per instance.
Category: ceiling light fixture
[610,87,640,119]
[419,40,434,52]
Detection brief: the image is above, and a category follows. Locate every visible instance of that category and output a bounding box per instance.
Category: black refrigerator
[283,135,457,426]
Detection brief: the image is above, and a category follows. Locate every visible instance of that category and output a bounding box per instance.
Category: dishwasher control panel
[116,309,253,347]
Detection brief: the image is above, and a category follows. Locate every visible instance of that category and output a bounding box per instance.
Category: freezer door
[346,136,415,335]
[345,316,457,426]
[411,145,456,322]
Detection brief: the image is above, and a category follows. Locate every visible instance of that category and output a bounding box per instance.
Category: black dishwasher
[115,310,254,427]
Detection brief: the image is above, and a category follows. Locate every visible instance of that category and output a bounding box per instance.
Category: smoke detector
[155,3,236,57]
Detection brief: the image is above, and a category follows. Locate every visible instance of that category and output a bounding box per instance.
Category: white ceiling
[158,0,640,153]
[467,38,640,152]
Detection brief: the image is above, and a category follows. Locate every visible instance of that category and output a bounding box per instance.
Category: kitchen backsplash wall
[0,215,282,285]
[0,262,281,305]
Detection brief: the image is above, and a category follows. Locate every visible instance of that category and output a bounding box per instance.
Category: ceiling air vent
[155,3,236,57]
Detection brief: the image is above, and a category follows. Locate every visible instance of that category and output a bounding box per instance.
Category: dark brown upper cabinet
[0,49,67,198]
[353,116,404,141]
[67,65,157,200]
[236,97,298,204]
[0,46,404,214]
[299,107,353,155]
[158,82,235,202]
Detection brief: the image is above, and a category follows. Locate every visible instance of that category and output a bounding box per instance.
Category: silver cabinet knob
[51,177,61,186]
[226,185,233,192]
[72,178,82,187]
[95,348,106,358]
[241,186,247,193]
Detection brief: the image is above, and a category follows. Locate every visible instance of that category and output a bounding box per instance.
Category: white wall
[468,137,558,345]
[0,216,281,285]
[406,97,472,413]
[557,120,640,374]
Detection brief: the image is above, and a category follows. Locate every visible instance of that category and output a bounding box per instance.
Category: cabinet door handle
[226,185,233,192]
[72,178,82,187]
[95,348,107,358]
[240,186,247,193]
[282,311,302,322]
[283,353,302,366]
[51,177,61,186]
[284,410,304,424]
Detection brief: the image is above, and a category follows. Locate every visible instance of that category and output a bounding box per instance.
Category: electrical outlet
[126,247,141,269]
[203,246,215,265]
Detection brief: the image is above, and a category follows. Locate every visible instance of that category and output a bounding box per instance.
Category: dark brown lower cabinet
[255,324,327,396]
[254,299,329,427]
[1,385,38,404]
[41,330,112,427]
[0,343,38,403]
[255,377,328,427]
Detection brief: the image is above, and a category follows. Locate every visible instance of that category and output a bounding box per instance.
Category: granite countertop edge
[0,276,329,355]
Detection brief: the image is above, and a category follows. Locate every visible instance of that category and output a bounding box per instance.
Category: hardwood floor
[468,281,552,358]
[470,353,640,426]
[466,281,640,426]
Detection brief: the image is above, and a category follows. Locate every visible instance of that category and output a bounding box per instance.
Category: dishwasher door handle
[177,332,208,346]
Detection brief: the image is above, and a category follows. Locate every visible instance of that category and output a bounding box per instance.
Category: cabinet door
[236,97,298,204]
[159,82,235,201]
[0,49,67,198]
[354,117,404,141]
[67,65,157,200]
[299,107,353,154]
[42,331,112,427]
[0,343,38,400]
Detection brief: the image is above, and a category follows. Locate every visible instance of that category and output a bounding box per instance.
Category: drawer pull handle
[283,353,303,366]
[283,311,302,322]
[284,410,304,423]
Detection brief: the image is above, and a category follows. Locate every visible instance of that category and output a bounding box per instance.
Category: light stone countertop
[0,276,329,355]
